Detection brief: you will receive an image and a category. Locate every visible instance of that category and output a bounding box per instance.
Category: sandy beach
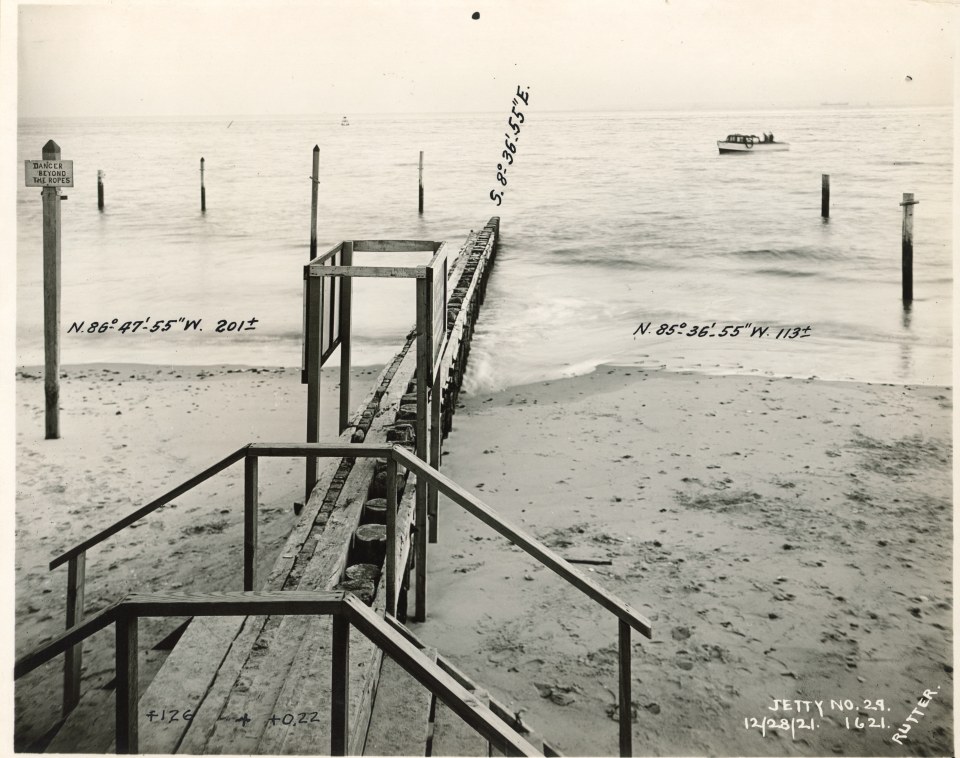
[413,366,953,756]
[14,363,952,755]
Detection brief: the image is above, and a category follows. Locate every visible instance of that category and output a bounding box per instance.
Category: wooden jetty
[19,217,653,756]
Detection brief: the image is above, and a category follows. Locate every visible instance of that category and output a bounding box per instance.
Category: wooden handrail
[15,599,122,679]
[391,445,653,639]
[49,443,397,570]
[14,591,541,757]
[49,447,249,570]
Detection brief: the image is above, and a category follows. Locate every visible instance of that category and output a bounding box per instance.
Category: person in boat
[769,132,774,143]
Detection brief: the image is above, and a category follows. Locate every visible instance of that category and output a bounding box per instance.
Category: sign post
[25,140,73,439]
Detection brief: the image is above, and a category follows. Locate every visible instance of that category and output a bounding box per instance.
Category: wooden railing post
[63,551,85,715]
[339,241,353,435]
[310,145,319,259]
[414,278,429,622]
[618,620,632,757]
[331,613,350,755]
[305,275,322,500]
[244,453,259,591]
[115,610,139,754]
[385,456,398,616]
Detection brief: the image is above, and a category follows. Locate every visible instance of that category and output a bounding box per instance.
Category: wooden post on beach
[821,174,830,218]
[310,146,319,259]
[200,157,206,212]
[901,192,918,303]
[97,170,104,211]
[41,140,63,440]
[418,151,424,214]
[339,242,353,434]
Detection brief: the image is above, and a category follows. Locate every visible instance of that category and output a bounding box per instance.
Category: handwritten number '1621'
[490,86,531,206]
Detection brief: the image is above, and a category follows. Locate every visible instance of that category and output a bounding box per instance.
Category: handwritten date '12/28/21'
[489,86,530,207]
[634,322,812,340]
[67,317,259,334]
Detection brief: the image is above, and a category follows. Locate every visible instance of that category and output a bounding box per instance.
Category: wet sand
[14,363,953,755]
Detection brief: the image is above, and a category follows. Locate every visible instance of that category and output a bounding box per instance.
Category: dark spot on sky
[472,11,480,20]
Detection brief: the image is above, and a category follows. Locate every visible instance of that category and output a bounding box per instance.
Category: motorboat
[717,133,789,153]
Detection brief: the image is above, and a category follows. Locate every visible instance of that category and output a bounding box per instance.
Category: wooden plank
[49,649,168,754]
[393,448,653,639]
[352,240,440,253]
[309,264,425,279]
[136,616,245,754]
[364,648,436,756]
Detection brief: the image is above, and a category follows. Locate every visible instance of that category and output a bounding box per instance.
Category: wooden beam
[308,264,425,279]
[352,239,440,253]
[248,442,393,458]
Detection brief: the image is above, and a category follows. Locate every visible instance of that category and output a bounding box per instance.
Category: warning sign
[24,160,74,188]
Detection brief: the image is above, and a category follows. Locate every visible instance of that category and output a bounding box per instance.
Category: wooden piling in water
[418,151,424,214]
[97,170,104,211]
[200,157,206,212]
[901,192,918,303]
[821,174,830,218]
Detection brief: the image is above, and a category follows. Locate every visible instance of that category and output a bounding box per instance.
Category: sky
[9,0,958,118]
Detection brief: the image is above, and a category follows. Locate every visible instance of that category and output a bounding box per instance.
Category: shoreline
[16,359,952,392]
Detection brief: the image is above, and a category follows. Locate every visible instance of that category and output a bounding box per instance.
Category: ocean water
[16,107,953,389]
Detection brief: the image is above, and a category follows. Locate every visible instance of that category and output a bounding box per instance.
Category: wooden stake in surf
[821,174,830,219]
[418,150,424,214]
[200,157,206,212]
[901,192,918,303]
[97,170,105,211]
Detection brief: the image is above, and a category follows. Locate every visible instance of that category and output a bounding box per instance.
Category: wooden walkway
[48,219,503,754]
